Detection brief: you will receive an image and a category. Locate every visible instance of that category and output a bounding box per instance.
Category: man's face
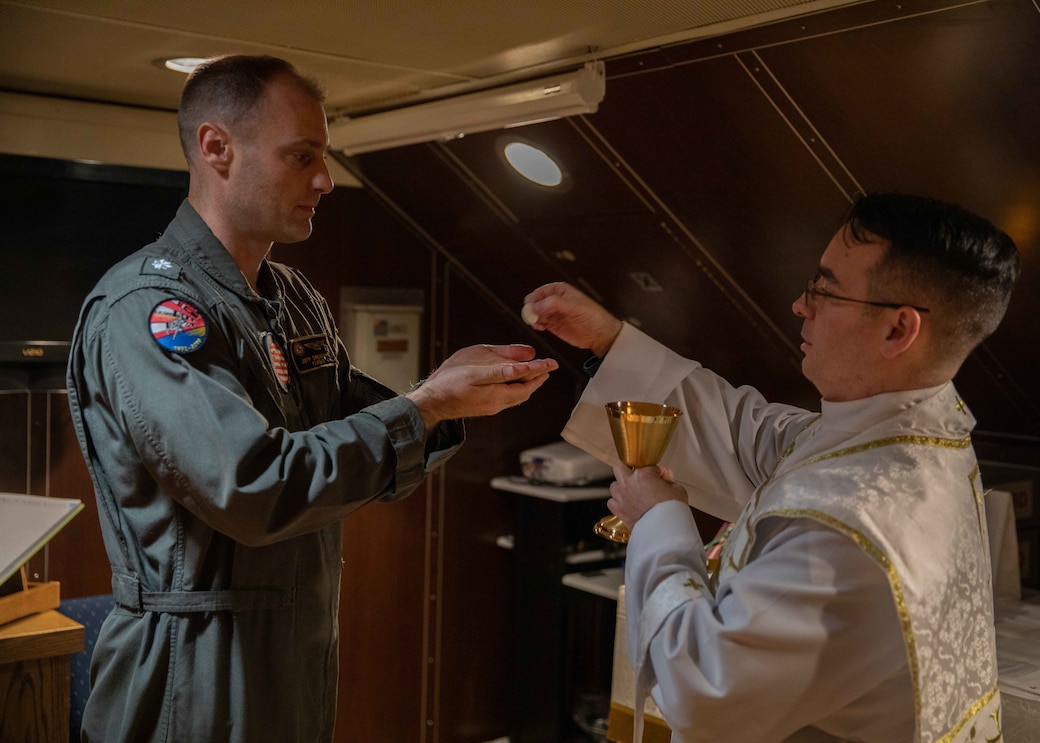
[228,74,334,246]
[792,225,891,401]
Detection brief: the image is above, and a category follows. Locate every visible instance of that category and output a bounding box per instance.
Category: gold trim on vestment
[732,431,973,570]
[607,700,674,743]
[935,683,1000,743]
[731,417,818,572]
[798,434,972,470]
[724,429,980,737]
[765,506,922,731]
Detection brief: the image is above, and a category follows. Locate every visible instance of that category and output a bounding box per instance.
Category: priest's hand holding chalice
[519,288,685,542]
[596,400,683,542]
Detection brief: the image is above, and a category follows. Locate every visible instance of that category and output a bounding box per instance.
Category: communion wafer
[521,303,539,325]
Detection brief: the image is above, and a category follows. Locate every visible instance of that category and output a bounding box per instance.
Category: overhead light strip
[327,62,605,156]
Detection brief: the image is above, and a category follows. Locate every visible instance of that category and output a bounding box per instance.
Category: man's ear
[879,307,923,360]
[197,123,232,175]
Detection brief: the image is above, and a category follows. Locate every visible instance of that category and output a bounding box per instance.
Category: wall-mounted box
[340,287,425,395]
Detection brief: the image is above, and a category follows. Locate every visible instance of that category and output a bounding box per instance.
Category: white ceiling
[0,0,865,118]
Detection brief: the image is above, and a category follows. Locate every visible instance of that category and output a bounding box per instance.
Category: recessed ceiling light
[503,141,563,187]
[162,57,212,74]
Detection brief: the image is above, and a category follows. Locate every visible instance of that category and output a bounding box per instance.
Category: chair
[58,594,114,743]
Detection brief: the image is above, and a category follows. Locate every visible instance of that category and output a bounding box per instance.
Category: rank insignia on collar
[141,256,182,279]
[290,334,337,374]
[149,299,207,353]
[265,333,291,392]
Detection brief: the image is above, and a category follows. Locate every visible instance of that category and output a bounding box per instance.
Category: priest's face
[792,226,892,401]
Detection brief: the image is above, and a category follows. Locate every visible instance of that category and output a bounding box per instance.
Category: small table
[491,476,623,743]
[0,610,85,743]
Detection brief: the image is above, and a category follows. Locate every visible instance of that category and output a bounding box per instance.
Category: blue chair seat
[59,594,114,743]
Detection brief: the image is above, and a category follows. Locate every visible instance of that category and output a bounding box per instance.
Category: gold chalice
[594,401,683,543]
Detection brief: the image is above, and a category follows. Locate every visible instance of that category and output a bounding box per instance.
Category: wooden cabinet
[0,610,84,743]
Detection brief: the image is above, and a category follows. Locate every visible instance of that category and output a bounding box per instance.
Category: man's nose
[314,160,334,193]
[792,291,811,318]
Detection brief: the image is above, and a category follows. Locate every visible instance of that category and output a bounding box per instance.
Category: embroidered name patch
[290,334,337,374]
[265,333,291,392]
[149,299,207,353]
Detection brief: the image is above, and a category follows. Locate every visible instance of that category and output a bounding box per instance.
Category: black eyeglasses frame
[803,273,931,313]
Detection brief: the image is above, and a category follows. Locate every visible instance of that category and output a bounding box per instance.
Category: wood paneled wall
[339,0,1040,443]
[280,186,588,742]
[0,388,110,598]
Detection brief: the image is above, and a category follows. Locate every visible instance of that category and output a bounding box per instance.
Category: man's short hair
[177,55,326,165]
[845,192,1020,362]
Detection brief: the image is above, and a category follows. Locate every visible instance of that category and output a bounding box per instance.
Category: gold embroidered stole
[718,418,1001,742]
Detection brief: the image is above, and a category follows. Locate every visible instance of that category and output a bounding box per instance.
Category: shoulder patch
[149,299,207,353]
[141,256,183,279]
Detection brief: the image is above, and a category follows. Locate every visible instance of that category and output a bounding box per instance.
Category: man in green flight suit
[66,54,557,742]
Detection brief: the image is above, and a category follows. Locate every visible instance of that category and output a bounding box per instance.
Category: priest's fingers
[609,466,688,526]
[522,282,622,357]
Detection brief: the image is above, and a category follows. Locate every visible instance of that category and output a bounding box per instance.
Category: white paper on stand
[0,492,83,585]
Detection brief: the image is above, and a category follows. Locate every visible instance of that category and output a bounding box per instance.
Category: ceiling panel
[0,0,867,113]
[582,54,853,336]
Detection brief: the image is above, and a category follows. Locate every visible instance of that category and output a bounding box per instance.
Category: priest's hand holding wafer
[523,282,623,357]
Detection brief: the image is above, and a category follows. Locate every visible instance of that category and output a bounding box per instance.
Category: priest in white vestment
[524,193,1020,743]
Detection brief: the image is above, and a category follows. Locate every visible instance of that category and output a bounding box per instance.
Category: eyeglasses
[803,273,931,313]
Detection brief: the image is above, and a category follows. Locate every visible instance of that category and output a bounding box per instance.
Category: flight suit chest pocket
[286,334,337,375]
[285,334,340,423]
[244,331,339,428]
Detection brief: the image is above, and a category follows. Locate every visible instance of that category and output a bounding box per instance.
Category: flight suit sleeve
[79,284,434,546]
[306,274,465,488]
[339,364,465,501]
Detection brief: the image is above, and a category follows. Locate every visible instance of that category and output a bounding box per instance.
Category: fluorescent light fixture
[329,62,605,156]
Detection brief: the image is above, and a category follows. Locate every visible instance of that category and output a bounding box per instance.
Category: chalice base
[593,514,630,543]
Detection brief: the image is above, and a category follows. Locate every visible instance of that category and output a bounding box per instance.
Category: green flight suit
[67,200,462,742]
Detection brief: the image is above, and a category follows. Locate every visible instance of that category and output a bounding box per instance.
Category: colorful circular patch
[149,299,207,354]
[265,333,290,392]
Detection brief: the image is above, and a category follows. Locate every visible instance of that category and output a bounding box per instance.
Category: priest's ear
[879,306,924,360]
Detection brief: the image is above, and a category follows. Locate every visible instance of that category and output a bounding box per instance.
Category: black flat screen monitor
[0,154,188,387]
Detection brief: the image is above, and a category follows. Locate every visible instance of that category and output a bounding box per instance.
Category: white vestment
[563,324,1001,743]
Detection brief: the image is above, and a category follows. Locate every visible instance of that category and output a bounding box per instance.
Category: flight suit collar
[166,200,285,309]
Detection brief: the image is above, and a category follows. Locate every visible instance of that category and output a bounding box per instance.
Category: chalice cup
[594,401,683,543]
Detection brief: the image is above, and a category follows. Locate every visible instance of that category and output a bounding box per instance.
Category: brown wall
[0,388,110,598]
[275,186,589,742]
